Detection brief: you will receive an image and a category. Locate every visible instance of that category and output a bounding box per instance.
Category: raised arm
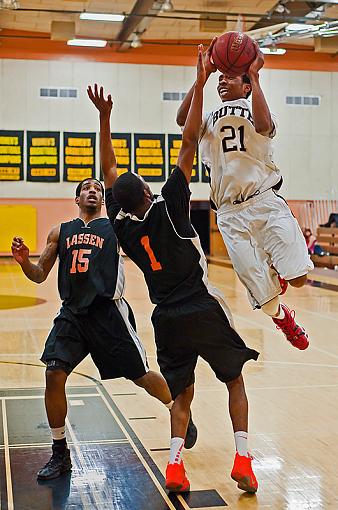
[177,45,206,183]
[176,38,217,127]
[248,46,274,137]
[87,84,117,189]
[11,225,59,283]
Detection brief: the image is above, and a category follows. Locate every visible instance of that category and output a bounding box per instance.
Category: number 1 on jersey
[141,236,162,271]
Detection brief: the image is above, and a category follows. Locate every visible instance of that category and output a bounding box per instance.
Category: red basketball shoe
[272,304,309,350]
[231,453,258,493]
[165,461,190,493]
[278,275,288,295]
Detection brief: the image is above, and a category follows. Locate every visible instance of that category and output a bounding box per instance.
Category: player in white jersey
[177,40,313,350]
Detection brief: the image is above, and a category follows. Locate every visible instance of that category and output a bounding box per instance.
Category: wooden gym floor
[0,257,338,510]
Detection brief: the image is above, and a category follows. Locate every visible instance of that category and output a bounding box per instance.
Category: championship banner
[64,132,96,182]
[168,134,199,182]
[0,130,24,181]
[134,133,165,182]
[201,162,211,183]
[100,133,131,180]
[27,131,60,182]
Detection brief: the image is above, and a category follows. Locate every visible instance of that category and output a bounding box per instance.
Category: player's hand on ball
[248,43,264,76]
[11,237,29,265]
[196,44,207,86]
[87,84,113,116]
[204,37,217,76]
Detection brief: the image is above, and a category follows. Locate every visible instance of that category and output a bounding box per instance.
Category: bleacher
[312,227,338,269]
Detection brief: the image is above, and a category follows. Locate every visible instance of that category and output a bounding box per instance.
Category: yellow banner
[30,147,57,156]
[0,146,21,155]
[0,136,19,145]
[30,168,57,177]
[138,168,163,176]
[0,155,21,164]
[66,168,93,181]
[68,138,91,147]
[65,147,93,156]
[0,167,21,180]
[32,137,55,147]
[139,140,161,148]
[29,156,58,165]
[65,156,94,165]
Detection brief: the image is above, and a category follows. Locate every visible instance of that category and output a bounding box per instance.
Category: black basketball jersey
[106,168,210,306]
[58,217,124,313]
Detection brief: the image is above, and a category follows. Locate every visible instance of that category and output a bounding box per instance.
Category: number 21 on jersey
[141,236,162,271]
[221,125,246,153]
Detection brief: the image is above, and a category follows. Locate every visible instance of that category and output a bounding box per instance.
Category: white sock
[51,425,66,441]
[169,437,184,464]
[165,400,174,410]
[275,304,285,320]
[234,431,248,457]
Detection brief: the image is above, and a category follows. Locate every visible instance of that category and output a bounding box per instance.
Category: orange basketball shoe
[165,461,190,493]
[272,304,309,350]
[231,453,258,493]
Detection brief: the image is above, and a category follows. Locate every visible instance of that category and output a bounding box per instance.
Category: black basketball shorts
[151,293,259,399]
[41,297,149,380]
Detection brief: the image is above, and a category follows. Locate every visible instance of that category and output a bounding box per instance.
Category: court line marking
[217,276,338,323]
[0,393,99,400]
[232,312,338,362]
[295,305,338,323]
[65,416,105,509]
[95,386,184,510]
[214,268,338,322]
[0,439,130,449]
[146,354,338,368]
[195,383,338,392]
[254,360,338,366]
[1,400,13,510]
[0,354,41,357]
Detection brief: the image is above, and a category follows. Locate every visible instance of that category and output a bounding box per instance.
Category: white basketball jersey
[199,98,281,211]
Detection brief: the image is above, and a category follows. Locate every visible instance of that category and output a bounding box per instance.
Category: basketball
[212,31,257,76]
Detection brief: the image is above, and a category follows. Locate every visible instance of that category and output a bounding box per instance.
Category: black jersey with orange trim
[106,167,210,306]
[58,218,124,314]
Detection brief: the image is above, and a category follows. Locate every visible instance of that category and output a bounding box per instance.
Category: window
[286,95,321,106]
[40,87,78,99]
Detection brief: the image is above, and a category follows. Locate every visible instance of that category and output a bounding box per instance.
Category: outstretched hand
[11,237,29,265]
[248,42,264,76]
[87,84,113,116]
[204,36,217,76]
[196,44,207,86]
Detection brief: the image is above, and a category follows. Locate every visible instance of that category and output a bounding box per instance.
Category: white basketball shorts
[216,189,314,309]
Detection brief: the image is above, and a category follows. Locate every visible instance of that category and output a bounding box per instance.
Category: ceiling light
[0,0,19,8]
[286,23,316,32]
[80,12,125,22]
[67,39,107,48]
[260,47,287,55]
[130,33,142,49]
[152,0,163,9]
[161,0,174,12]
[274,4,290,14]
[306,6,325,20]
